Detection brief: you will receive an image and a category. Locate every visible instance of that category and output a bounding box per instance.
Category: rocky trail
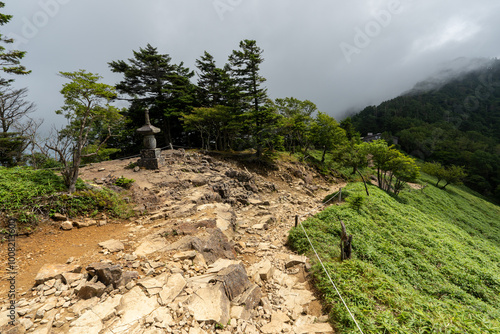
[1,149,345,334]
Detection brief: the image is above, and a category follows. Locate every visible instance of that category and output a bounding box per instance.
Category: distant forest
[352,58,500,200]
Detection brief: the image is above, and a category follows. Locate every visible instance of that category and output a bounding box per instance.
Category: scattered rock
[98,239,124,253]
[173,250,197,261]
[35,263,82,285]
[60,221,73,230]
[51,213,67,221]
[78,281,106,299]
[73,219,98,228]
[111,286,159,333]
[214,264,250,300]
[258,259,274,281]
[86,262,123,288]
[285,254,308,268]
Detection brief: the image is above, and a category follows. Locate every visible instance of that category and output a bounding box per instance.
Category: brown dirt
[0,152,345,304]
[0,221,135,296]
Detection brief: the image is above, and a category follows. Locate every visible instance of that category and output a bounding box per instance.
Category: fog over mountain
[3,0,500,134]
[406,57,498,94]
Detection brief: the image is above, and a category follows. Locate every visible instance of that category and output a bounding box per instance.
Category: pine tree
[228,40,269,157]
[0,2,30,86]
[109,44,195,146]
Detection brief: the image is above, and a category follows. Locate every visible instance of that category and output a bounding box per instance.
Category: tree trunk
[321,146,327,163]
[356,169,370,196]
[67,151,82,193]
[340,220,353,261]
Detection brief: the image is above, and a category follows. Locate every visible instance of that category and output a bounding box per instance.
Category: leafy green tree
[0,3,32,165]
[228,39,269,157]
[48,70,122,193]
[366,140,419,195]
[182,106,233,151]
[422,162,467,190]
[274,97,315,155]
[310,112,346,163]
[109,44,196,146]
[334,141,369,175]
[0,132,24,166]
[340,117,358,142]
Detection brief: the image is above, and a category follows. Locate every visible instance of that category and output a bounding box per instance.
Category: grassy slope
[0,167,131,230]
[288,176,500,333]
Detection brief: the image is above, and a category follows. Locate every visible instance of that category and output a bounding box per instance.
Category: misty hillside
[351,57,500,200]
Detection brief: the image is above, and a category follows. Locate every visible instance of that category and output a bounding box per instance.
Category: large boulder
[213,264,250,300]
[86,262,123,288]
[186,282,230,325]
[78,281,106,300]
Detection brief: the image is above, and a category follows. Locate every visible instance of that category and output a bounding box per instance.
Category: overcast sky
[4,0,500,134]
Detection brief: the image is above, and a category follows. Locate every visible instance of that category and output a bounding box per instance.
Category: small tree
[366,140,419,195]
[310,112,346,163]
[422,162,467,190]
[48,70,122,193]
[275,97,316,155]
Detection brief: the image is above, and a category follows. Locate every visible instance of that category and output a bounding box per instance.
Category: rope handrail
[295,188,365,334]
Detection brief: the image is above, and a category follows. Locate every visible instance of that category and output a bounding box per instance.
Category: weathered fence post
[295,215,299,228]
[339,188,342,203]
[340,220,353,261]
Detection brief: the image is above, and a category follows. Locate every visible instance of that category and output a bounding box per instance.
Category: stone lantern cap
[136,108,161,135]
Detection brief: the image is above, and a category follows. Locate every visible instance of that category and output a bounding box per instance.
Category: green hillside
[288,177,500,333]
[350,58,500,201]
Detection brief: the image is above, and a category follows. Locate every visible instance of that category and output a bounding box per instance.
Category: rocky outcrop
[0,149,338,334]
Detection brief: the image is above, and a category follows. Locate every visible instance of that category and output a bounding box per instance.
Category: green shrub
[0,167,132,230]
[346,194,365,212]
[114,176,135,189]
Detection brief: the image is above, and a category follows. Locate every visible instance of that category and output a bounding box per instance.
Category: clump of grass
[288,181,500,333]
[0,167,132,231]
[114,176,135,189]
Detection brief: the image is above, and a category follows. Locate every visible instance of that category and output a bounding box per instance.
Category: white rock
[159,273,186,305]
[91,294,122,321]
[185,283,230,325]
[138,277,164,296]
[110,286,159,332]
[98,239,124,253]
[69,309,103,334]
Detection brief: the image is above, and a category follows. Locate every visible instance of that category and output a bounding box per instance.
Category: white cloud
[2,0,500,134]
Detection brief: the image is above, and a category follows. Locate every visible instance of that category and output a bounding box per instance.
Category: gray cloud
[3,0,500,134]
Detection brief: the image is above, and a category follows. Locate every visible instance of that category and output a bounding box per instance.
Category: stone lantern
[136,108,165,169]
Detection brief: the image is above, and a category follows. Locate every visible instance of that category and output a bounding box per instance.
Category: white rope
[295,188,364,334]
[298,221,365,334]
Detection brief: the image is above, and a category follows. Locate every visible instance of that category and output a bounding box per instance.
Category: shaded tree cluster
[351,59,500,200]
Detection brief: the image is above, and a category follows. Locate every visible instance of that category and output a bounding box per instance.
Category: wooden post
[339,188,342,203]
[340,220,353,261]
[295,215,299,227]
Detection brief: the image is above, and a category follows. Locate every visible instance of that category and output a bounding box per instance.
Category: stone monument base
[137,148,164,169]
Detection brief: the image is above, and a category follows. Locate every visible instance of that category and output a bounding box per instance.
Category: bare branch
[0,87,36,133]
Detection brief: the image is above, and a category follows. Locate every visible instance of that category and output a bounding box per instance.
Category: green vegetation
[288,179,500,333]
[422,162,467,189]
[351,59,500,201]
[114,176,135,189]
[50,70,123,193]
[0,167,131,230]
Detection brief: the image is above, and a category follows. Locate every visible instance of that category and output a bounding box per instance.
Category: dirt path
[0,150,346,333]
